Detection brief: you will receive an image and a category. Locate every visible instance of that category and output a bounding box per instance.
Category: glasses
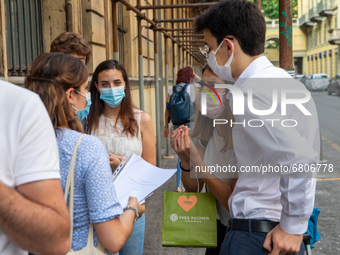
[199,37,234,58]
[199,45,210,58]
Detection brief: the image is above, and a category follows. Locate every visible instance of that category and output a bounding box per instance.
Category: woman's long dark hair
[87,60,138,137]
[25,53,88,133]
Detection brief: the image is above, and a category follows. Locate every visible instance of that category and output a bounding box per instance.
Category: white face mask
[207,40,235,82]
[198,92,226,119]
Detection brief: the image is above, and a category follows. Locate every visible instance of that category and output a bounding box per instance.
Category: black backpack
[168,83,195,125]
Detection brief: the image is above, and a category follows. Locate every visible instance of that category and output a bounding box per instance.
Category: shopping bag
[162,191,217,248]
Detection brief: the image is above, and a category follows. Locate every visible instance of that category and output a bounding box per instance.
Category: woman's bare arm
[140,112,156,166]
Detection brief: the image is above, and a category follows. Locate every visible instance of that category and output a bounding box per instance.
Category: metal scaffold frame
[111,0,294,165]
[111,0,211,164]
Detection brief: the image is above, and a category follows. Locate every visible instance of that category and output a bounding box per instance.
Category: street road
[143,91,340,255]
[311,91,340,254]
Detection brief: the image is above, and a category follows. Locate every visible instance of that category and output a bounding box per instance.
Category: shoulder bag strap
[64,134,87,251]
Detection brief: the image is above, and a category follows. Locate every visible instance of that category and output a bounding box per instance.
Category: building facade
[299,0,339,77]
[0,0,205,144]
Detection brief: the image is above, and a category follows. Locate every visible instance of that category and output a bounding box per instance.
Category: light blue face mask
[99,85,125,108]
[73,91,92,121]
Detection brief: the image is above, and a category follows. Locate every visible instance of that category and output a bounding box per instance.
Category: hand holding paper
[113,152,177,208]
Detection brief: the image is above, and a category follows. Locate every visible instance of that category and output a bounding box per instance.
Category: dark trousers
[220,228,305,255]
[205,219,227,255]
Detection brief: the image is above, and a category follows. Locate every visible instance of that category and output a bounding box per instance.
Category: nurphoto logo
[197,79,313,128]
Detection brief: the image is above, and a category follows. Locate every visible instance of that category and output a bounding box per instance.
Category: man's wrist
[280,211,308,234]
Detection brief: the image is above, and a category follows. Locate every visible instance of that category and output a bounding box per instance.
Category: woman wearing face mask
[25,53,145,254]
[171,65,237,255]
[87,59,156,255]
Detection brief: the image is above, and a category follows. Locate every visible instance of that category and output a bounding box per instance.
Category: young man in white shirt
[172,0,320,254]
[0,81,70,255]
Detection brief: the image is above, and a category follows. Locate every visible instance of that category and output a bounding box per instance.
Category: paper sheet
[113,153,176,208]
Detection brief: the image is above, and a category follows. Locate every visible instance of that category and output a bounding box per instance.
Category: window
[310,31,313,48]
[335,16,338,29]
[315,74,328,79]
[318,25,321,45]
[314,28,317,47]
[117,2,126,66]
[324,22,327,43]
[306,34,309,48]
[330,55,333,78]
[336,54,338,74]
[4,0,44,76]
[316,59,318,73]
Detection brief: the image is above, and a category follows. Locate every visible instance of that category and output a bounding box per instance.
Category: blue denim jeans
[176,158,182,188]
[220,228,304,255]
[119,213,145,255]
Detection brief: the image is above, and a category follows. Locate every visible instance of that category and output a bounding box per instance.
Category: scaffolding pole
[118,0,202,64]
[1,0,8,81]
[112,0,119,60]
[173,34,204,37]
[153,0,161,166]
[116,0,206,164]
[138,2,218,10]
[177,1,181,70]
[137,0,144,110]
[157,18,195,23]
[182,4,185,67]
[163,3,172,158]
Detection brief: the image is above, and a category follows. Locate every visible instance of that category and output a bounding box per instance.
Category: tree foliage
[249,0,298,19]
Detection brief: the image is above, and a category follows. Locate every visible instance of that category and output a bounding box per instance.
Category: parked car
[295,75,304,82]
[327,74,340,96]
[300,75,312,89]
[308,74,329,91]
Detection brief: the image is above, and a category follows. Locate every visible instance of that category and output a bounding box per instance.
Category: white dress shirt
[226,56,320,234]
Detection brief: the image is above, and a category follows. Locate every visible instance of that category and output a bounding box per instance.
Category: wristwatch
[123,205,139,222]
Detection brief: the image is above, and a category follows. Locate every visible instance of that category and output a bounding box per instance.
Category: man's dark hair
[195,0,266,56]
[50,32,92,64]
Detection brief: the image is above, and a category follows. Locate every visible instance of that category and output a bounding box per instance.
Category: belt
[227,219,279,233]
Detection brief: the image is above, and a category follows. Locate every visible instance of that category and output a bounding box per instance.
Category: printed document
[113,152,176,208]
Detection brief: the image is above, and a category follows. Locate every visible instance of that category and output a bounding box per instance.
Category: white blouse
[92,109,143,157]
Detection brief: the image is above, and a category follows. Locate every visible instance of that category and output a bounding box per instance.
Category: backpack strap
[183,83,190,90]
[172,84,177,94]
[172,83,190,94]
